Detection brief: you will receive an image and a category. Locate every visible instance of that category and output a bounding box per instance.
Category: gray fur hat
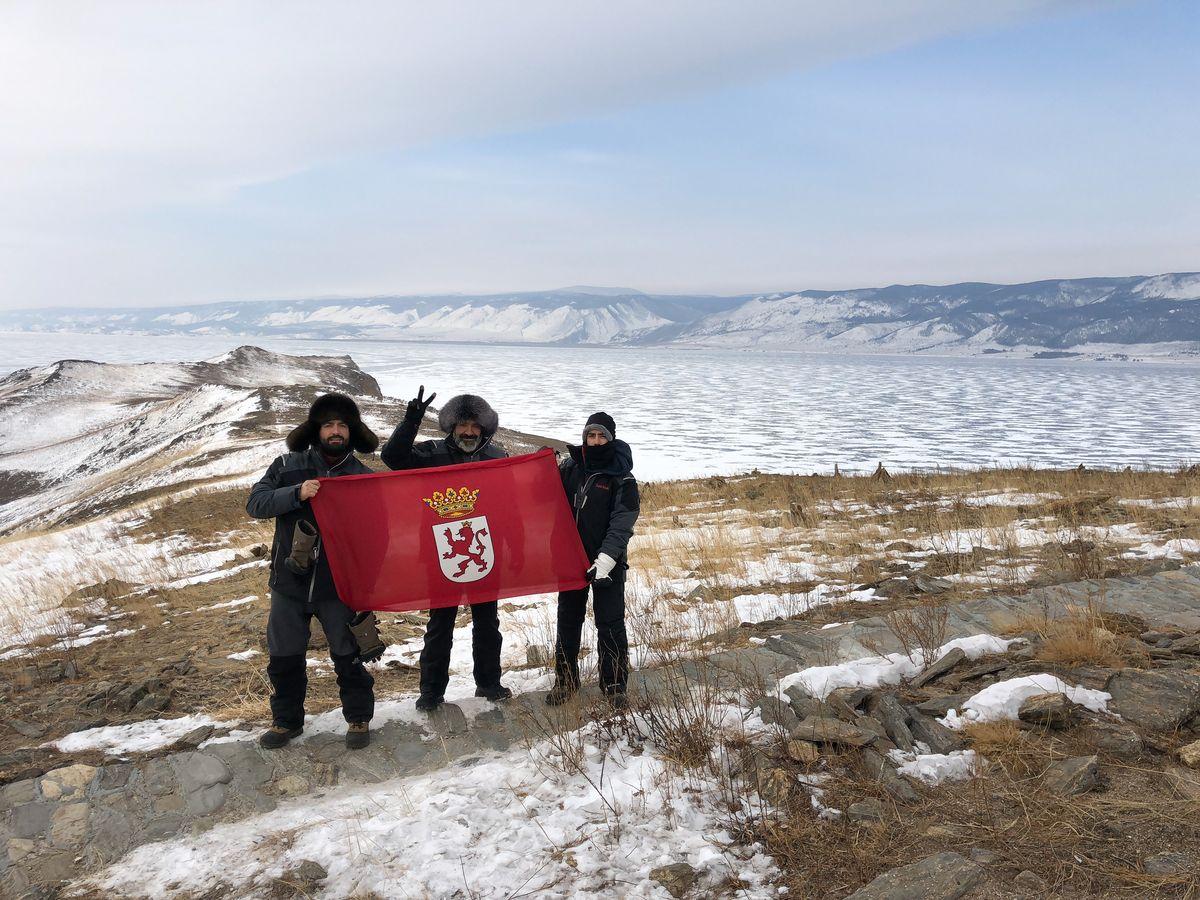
[438,394,499,438]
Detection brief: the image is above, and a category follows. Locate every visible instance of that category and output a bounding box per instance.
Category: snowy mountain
[0,346,547,532]
[674,273,1200,358]
[0,289,745,346]
[3,274,1199,357]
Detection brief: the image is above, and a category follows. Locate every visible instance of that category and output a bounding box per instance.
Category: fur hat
[286,392,379,453]
[583,411,616,442]
[438,394,499,438]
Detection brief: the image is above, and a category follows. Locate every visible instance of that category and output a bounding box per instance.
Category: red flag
[310,448,589,612]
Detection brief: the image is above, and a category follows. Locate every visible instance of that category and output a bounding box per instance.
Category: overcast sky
[1,0,1196,310]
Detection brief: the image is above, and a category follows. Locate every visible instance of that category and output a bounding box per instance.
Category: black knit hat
[583,411,615,442]
[286,392,379,453]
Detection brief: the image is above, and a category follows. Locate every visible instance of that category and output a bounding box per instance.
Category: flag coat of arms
[310,449,590,612]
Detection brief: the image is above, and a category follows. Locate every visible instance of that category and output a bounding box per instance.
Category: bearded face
[318,420,350,455]
[453,421,483,452]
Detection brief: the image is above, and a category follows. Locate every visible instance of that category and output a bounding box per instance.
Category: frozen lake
[4,331,1198,480]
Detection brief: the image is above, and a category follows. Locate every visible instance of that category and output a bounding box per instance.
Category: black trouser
[418,601,502,699]
[265,590,375,728]
[554,566,628,693]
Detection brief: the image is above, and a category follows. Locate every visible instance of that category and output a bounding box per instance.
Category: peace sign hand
[405,384,437,423]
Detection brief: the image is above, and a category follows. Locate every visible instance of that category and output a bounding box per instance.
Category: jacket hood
[567,439,633,476]
[437,394,499,438]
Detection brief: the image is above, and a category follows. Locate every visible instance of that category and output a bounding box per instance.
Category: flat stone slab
[846,852,984,899]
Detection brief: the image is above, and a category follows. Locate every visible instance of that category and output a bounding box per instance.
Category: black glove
[404,385,437,424]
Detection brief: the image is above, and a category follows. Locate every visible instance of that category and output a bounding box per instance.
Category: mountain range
[4,273,1199,359]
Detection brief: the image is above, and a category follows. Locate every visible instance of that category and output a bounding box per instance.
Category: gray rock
[292,858,328,884]
[173,752,232,792]
[133,692,172,714]
[913,574,953,595]
[141,759,178,796]
[756,696,800,732]
[1105,669,1200,732]
[1168,634,1200,655]
[847,799,885,823]
[3,720,46,739]
[967,848,998,865]
[22,850,75,886]
[1013,870,1049,896]
[649,862,697,898]
[48,802,89,848]
[0,779,37,811]
[1017,692,1079,729]
[791,716,876,748]
[914,694,971,717]
[10,802,53,839]
[905,710,962,755]
[207,743,276,788]
[186,783,229,817]
[428,703,469,735]
[1143,851,1192,876]
[858,748,921,804]
[784,685,824,719]
[1042,755,1100,796]
[1177,739,1200,769]
[1089,722,1143,759]
[96,763,134,791]
[176,725,215,749]
[868,694,915,752]
[845,852,983,899]
[906,645,960,684]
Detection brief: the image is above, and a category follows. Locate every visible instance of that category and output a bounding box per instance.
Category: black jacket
[560,440,639,563]
[246,447,372,603]
[381,417,508,470]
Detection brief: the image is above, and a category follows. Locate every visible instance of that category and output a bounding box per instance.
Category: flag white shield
[432,515,494,583]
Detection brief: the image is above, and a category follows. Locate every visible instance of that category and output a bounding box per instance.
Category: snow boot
[345,721,370,750]
[259,724,303,749]
[544,681,576,706]
[415,694,443,712]
[475,683,513,702]
[347,611,387,664]
[283,520,319,575]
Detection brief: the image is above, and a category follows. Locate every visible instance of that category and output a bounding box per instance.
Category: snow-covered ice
[45,714,236,756]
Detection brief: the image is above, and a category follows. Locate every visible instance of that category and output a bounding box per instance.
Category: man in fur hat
[382,387,510,710]
[246,393,379,749]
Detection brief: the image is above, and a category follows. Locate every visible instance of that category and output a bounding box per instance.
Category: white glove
[587,553,617,584]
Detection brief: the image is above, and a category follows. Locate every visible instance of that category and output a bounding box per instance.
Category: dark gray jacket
[246,447,372,603]
[560,440,639,564]
[381,418,508,470]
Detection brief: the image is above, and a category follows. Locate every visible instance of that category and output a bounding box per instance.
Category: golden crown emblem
[422,486,480,518]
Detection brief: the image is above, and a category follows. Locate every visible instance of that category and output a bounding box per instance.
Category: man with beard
[246,393,379,750]
[546,412,639,709]
[382,388,511,710]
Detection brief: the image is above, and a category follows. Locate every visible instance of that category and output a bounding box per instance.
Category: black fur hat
[438,394,499,438]
[286,392,379,453]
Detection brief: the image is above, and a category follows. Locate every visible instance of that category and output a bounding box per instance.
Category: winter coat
[246,446,372,604]
[559,440,639,564]
[380,419,508,470]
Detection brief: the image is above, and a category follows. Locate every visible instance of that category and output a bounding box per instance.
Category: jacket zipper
[307,538,321,603]
[575,473,599,524]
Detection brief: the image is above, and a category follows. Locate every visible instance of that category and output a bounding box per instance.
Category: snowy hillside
[674,274,1200,358]
[3,274,1200,357]
[0,288,744,346]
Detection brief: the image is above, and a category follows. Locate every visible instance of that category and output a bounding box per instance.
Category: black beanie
[582,411,616,442]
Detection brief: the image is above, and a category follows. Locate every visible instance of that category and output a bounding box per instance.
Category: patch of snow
[226,649,261,661]
[939,674,1111,729]
[45,714,235,755]
[889,749,981,785]
[778,634,1018,700]
[83,727,780,898]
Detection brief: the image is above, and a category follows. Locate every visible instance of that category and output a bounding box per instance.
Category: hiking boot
[475,684,513,702]
[283,520,319,575]
[544,681,576,706]
[345,721,370,750]
[604,689,629,711]
[415,694,443,712]
[258,724,302,749]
